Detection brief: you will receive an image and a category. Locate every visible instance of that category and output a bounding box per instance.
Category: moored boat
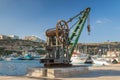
[19,54,34,60]
[92,57,111,65]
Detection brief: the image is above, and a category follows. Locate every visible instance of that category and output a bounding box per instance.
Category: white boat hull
[71,56,85,64]
[92,58,110,65]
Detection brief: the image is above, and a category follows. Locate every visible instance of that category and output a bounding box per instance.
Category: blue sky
[0,0,120,43]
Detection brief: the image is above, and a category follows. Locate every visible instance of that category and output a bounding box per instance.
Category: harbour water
[0,60,43,76]
[0,60,102,76]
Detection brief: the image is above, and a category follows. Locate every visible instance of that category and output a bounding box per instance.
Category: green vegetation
[37,49,46,55]
[0,47,5,55]
[0,39,45,55]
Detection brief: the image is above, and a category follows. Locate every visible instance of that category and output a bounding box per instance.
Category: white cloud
[96,18,112,24]
[96,20,102,24]
[103,18,112,23]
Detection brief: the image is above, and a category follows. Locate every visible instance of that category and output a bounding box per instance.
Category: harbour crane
[40,7,91,67]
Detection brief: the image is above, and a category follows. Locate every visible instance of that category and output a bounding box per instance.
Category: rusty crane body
[40,7,91,67]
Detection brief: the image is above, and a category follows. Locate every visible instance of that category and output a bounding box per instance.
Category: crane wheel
[56,20,69,45]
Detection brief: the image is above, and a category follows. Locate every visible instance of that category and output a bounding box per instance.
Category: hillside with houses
[0,35,46,55]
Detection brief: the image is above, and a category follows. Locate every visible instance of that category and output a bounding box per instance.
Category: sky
[0,0,120,43]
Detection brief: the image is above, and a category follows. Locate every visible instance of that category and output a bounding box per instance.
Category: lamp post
[107,40,110,51]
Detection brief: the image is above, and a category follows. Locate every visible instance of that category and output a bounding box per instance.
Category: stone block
[26,66,89,78]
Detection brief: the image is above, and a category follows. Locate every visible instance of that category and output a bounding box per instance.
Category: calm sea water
[0,60,43,76]
[0,59,40,64]
[0,60,101,76]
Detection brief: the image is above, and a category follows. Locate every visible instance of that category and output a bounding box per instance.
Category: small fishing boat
[71,53,88,64]
[0,57,3,61]
[92,57,111,65]
[84,56,93,64]
[19,54,34,60]
[71,56,85,64]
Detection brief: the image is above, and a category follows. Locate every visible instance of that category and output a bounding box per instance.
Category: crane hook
[87,15,90,35]
[87,24,90,35]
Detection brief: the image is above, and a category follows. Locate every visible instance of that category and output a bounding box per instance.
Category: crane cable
[69,15,91,35]
[69,18,80,30]
[66,10,84,30]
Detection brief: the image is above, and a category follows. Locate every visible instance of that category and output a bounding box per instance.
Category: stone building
[24,35,44,43]
[0,35,10,40]
[8,35,19,39]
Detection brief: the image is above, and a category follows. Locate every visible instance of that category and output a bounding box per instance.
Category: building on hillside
[8,35,19,39]
[24,35,44,42]
[107,51,120,57]
[0,35,10,40]
[40,39,45,43]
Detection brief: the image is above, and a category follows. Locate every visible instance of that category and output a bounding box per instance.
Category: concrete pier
[26,66,89,78]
